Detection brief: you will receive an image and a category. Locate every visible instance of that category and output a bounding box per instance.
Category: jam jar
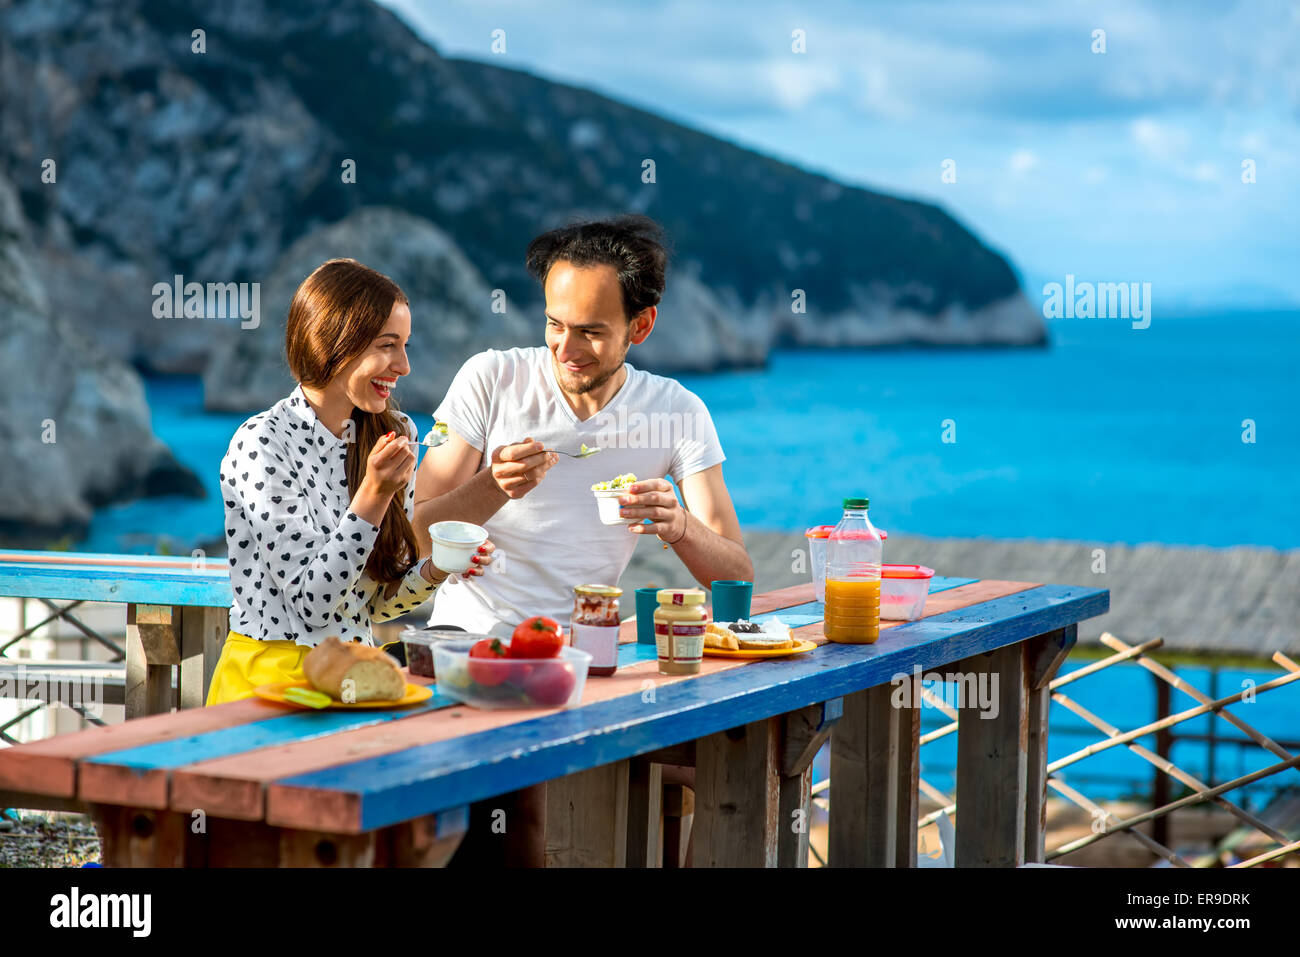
[570,584,622,676]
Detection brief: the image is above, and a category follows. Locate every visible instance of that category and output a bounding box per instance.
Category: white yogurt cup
[428,521,489,573]
[593,488,638,526]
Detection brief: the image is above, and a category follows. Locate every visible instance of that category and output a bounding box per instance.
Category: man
[413,214,753,633]
[413,215,750,868]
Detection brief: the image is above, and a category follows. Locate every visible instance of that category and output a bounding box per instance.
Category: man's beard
[561,361,621,395]
[555,336,630,396]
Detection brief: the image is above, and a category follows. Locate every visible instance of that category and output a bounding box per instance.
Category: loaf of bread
[302,636,405,702]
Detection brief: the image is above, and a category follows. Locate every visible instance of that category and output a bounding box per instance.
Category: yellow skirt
[205,630,310,706]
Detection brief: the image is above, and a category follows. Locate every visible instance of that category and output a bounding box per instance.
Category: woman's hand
[363,431,417,498]
[460,539,495,578]
[421,540,496,582]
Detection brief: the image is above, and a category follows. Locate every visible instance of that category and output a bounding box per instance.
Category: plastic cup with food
[428,520,489,574]
[591,473,640,526]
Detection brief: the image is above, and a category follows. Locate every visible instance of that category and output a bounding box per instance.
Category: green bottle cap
[842,497,870,509]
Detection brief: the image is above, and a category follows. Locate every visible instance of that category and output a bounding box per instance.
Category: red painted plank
[0,698,278,799]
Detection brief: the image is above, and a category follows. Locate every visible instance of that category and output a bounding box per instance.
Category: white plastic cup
[428,521,489,574]
[593,489,638,525]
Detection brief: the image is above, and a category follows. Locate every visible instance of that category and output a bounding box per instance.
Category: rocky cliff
[1,0,1045,416]
[0,173,202,545]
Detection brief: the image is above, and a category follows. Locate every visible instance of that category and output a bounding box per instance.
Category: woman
[206,258,493,704]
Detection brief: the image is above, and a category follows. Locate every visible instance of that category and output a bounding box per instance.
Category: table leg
[828,683,920,866]
[124,604,177,719]
[779,698,842,867]
[1024,625,1077,863]
[693,717,781,867]
[544,761,629,867]
[954,641,1030,867]
[625,755,662,867]
[178,606,228,709]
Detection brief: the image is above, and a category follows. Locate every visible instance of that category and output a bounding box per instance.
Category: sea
[77,309,1300,809]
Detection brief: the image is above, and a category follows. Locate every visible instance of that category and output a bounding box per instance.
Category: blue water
[75,309,1299,803]
[676,310,1300,547]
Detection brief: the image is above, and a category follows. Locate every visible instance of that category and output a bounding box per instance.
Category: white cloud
[1008,150,1039,175]
[1130,117,1189,162]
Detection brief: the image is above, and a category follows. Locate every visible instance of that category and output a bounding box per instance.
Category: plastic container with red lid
[805,525,888,602]
[880,564,935,620]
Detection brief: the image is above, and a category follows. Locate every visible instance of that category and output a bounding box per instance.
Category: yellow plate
[253,680,433,710]
[703,638,818,659]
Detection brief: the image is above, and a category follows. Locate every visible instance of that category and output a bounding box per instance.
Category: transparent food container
[400,627,483,678]
[880,564,935,621]
[806,524,888,603]
[432,640,592,709]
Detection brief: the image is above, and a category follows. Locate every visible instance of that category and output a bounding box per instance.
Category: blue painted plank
[85,690,460,769]
[0,549,224,566]
[0,562,232,607]
[273,584,1109,830]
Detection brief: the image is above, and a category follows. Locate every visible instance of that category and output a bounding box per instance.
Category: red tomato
[467,638,510,686]
[524,665,576,708]
[509,616,564,659]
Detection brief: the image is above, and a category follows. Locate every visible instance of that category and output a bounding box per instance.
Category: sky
[377,0,1300,308]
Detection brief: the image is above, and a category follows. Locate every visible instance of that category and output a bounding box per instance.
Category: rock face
[0,173,203,545]
[1,0,1045,411]
[203,206,535,413]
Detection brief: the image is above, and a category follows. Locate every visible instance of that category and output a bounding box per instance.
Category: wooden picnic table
[0,550,231,718]
[0,576,1107,867]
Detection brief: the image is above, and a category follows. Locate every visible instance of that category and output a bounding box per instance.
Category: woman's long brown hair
[284,259,418,585]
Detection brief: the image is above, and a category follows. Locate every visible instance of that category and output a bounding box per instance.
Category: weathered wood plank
[92,804,188,867]
[625,756,662,867]
[179,606,228,709]
[829,684,905,866]
[544,761,629,867]
[125,604,174,719]
[954,641,1029,867]
[1024,625,1076,862]
[693,718,781,867]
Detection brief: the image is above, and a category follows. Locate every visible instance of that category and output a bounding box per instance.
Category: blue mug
[711,580,753,624]
[635,587,661,644]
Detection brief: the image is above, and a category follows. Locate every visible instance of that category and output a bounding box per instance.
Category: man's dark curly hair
[524,214,670,319]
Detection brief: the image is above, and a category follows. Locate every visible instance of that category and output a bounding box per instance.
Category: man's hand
[490,438,559,500]
[619,478,687,542]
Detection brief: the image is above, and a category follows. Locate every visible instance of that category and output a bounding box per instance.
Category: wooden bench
[0,577,1108,867]
[0,551,231,718]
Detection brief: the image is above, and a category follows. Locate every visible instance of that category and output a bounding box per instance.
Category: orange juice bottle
[823,497,883,643]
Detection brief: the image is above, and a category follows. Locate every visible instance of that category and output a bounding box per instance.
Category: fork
[416,430,600,458]
[543,445,602,459]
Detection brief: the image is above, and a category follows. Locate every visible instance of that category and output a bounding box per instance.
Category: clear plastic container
[823,498,884,644]
[880,565,935,621]
[400,626,483,678]
[806,524,887,602]
[432,639,592,709]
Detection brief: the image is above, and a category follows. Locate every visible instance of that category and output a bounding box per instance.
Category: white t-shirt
[429,346,726,634]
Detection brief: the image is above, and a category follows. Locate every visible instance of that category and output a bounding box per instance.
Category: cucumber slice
[284,686,333,709]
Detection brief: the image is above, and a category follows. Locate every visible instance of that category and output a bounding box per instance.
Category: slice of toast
[704,622,740,650]
[735,633,795,651]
